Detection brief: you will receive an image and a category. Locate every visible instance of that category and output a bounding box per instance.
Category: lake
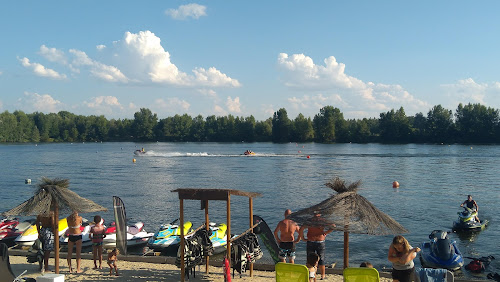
[1,142,499,278]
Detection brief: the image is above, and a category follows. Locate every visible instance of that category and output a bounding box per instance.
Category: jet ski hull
[420,241,464,270]
[453,220,488,231]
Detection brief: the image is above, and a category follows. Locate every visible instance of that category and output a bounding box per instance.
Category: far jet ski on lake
[453,207,488,231]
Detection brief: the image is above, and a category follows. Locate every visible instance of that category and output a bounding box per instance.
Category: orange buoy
[392,181,399,188]
[133,158,136,163]
[307,155,310,159]
[298,150,301,153]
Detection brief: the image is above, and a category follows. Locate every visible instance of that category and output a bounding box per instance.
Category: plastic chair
[343,267,380,282]
[275,262,309,282]
[414,267,454,282]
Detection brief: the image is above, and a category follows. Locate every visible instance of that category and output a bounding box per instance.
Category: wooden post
[54,203,60,274]
[249,197,254,277]
[343,232,349,269]
[205,200,209,274]
[226,193,231,267]
[180,199,185,282]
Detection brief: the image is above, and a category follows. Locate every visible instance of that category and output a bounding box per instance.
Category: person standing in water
[461,195,480,223]
[66,211,83,273]
[274,209,301,263]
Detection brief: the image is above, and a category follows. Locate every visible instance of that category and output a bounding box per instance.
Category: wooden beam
[180,199,185,282]
[54,203,59,274]
[343,232,349,269]
[205,200,209,274]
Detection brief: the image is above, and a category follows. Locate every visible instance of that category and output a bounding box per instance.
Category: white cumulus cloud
[83,96,123,115]
[96,45,106,50]
[19,57,67,80]
[39,45,67,64]
[69,49,128,83]
[226,96,242,113]
[166,3,207,20]
[278,53,429,118]
[153,97,190,113]
[213,104,227,116]
[441,78,500,106]
[18,92,63,113]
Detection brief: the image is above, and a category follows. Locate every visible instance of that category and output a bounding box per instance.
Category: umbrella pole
[54,203,60,274]
[343,232,349,269]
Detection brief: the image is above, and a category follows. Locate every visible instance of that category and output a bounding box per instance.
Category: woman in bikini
[89,215,106,269]
[66,211,83,273]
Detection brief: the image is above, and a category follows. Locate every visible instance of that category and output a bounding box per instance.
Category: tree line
[1,103,499,144]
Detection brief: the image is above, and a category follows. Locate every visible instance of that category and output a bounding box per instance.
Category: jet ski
[15,218,69,246]
[208,223,228,254]
[134,148,146,155]
[102,221,153,249]
[243,150,255,155]
[419,230,464,270]
[453,207,488,231]
[0,218,33,247]
[148,220,194,252]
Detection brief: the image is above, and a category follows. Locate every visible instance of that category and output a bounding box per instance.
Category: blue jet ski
[419,230,464,271]
[148,219,194,252]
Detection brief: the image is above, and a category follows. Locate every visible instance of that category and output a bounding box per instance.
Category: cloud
[153,97,190,113]
[278,53,429,117]
[39,45,67,64]
[226,96,242,113]
[18,92,62,113]
[213,104,227,116]
[69,49,128,82]
[110,30,239,87]
[197,89,217,98]
[19,57,67,80]
[96,45,106,50]
[166,3,207,20]
[440,78,499,105]
[83,96,124,115]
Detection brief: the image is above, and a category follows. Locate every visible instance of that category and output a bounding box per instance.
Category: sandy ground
[9,255,394,282]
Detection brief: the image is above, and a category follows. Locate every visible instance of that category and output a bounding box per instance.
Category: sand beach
[8,250,394,282]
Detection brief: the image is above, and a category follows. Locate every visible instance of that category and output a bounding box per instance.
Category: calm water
[1,142,499,278]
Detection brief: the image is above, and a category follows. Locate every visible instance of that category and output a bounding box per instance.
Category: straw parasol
[287,177,408,268]
[3,177,107,273]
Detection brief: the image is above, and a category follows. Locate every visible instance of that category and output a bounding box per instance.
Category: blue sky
[1,1,500,121]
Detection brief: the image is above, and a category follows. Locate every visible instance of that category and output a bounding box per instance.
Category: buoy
[25,179,31,184]
[133,159,136,163]
[392,181,399,188]
[307,155,310,159]
[298,150,301,153]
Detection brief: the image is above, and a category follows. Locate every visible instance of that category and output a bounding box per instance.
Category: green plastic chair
[275,262,309,282]
[343,267,380,282]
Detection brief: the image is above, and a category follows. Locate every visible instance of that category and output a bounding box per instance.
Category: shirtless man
[299,213,335,280]
[274,209,301,263]
[36,211,55,272]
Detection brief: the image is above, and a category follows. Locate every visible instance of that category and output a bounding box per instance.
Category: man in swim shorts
[274,209,301,263]
[36,212,54,272]
[299,212,335,280]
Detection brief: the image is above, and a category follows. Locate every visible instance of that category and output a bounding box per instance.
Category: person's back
[274,209,300,263]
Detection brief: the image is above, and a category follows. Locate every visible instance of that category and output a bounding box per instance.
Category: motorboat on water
[15,218,69,247]
[453,207,488,231]
[243,150,255,155]
[148,220,194,252]
[419,230,464,270]
[0,218,33,246]
[102,222,153,249]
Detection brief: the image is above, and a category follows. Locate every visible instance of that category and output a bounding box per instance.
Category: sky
[1,1,500,121]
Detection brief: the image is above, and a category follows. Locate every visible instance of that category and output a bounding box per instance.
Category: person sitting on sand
[274,209,301,263]
[89,215,106,269]
[461,195,480,223]
[36,211,54,273]
[66,211,83,273]
[107,248,119,276]
[360,261,374,268]
[388,235,420,282]
[306,252,320,282]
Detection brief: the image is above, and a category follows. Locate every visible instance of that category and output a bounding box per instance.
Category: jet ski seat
[127,222,144,235]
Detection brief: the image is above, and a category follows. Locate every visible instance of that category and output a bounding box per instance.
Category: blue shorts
[307,241,326,265]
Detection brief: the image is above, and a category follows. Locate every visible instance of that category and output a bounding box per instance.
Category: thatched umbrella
[3,177,107,273]
[287,177,408,268]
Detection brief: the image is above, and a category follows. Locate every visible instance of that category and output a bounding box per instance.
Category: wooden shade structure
[172,188,261,282]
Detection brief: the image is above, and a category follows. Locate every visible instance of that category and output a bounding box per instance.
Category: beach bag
[466,259,484,273]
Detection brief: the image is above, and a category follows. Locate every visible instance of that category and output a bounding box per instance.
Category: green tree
[132,108,158,141]
[426,105,453,143]
[455,103,499,143]
[313,106,345,143]
[379,107,412,143]
[272,108,291,142]
[291,113,314,142]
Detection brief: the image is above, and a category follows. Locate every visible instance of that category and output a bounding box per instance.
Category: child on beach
[306,252,320,282]
[89,215,106,269]
[107,248,119,276]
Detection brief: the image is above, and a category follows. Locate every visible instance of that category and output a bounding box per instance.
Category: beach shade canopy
[287,177,408,268]
[2,177,107,273]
